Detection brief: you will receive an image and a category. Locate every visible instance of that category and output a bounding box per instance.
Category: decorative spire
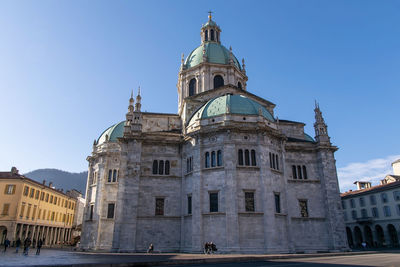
[229,46,233,64]
[135,86,142,112]
[208,10,213,20]
[314,101,331,145]
[129,89,134,112]
[201,11,221,44]
[242,58,246,72]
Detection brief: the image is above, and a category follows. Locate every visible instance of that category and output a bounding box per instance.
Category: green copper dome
[97,121,124,145]
[185,43,241,70]
[189,94,274,125]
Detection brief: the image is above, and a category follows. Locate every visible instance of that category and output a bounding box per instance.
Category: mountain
[24,169,87,194]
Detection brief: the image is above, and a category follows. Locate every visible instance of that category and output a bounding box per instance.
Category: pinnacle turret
[314,101,331,145]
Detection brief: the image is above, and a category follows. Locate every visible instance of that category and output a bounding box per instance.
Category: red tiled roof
[341,180,400,198]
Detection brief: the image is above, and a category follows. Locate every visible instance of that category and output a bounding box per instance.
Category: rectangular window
[299,200,308,217]
[107,203,115,219]
[29,188,35,198]
[42,210,46,220]
[20,203,25,217]
[245,192,255,212]
[50,195,53,204]
[274,193,281,213]
[341,200,346,209]
[35,190,39,199]
[393,191,400,201]
[343,211,348,221]
[209,192,218,212]
[370,195,376,205]
[361,208,368,218]
[397,204,400,216]
[23,186,29,196]
[372,207,379,218]
[350,199,356,208]
[54,196,57,205]
[187,195,192,215]
[26,204,31,219]
[352,210,357,219]
[2,204,10,215]
[40,192,44,200]
[155,198,164,215]
[381,193,388,203]
[45,193,49,202]
[359,197,365,207]
[38,209,41,219]
[32,205,37,220]
[89,205,94,220]
[4,185,16,195]
[384,206,391,217]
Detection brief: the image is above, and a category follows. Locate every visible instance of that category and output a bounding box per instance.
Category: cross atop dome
[201,12,221,44]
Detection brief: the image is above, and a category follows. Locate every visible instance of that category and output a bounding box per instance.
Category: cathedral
[81,15,347,253]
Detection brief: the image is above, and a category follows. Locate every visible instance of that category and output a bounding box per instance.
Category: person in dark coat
[15,238,21,253]
[3,238,10,252]
[23,237,31,255]
[36,239,43,255]
[147,243,154,253]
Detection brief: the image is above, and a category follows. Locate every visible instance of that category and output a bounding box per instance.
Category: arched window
[205,152,210,168]
[186,158,190,173]
[189,78,196,96]
[245,149,250,166]
[217,150,222,166]
[238,82,242,90]
[108,170,112,182]
[272,153,275,169]
[205,30,208,41]
[297,165,302,179]
[165,160,170,175]
[159,160,164,175]
[269,153,273,168]
[276,155,279,170]
[211,29,215,41]
[213,75,224,89]
[238,149,243,166]
[303,166,307,179]
[153,160,158,175]
[211,151,216,167]
[251,150,256,166]
[292,165,297,179]
[112,169,117,182]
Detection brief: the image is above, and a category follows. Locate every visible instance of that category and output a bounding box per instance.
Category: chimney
[42,180,46,185]
[354,181,371,190]
[49,182,53,188]
[11,167,19,174]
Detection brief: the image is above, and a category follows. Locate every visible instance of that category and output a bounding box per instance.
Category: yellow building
[0,167,77,246]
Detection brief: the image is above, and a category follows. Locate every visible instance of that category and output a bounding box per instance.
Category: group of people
[3,237,43,255]
[204,242,217,254]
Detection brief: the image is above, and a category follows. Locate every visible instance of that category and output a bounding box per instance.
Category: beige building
[0,167,77,246]
[341,159,400,248]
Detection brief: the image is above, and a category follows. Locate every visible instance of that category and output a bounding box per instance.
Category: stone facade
[80,15,347,253]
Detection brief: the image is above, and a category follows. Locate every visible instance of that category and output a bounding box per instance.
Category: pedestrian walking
[36,239,42,255]
[15,238,21,253]
[23,237,31,255]
[147,243,154,253]
[3,238,10,252]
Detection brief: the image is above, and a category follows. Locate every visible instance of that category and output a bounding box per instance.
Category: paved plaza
[0,248,399,267]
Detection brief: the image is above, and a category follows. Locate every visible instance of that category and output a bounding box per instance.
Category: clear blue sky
[1,1,399,190]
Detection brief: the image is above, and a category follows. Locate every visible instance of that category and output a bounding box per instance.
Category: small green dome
[185,43,241,70]
[97,121,124,145]
[202,19,217,28]
[189,94,274,125]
